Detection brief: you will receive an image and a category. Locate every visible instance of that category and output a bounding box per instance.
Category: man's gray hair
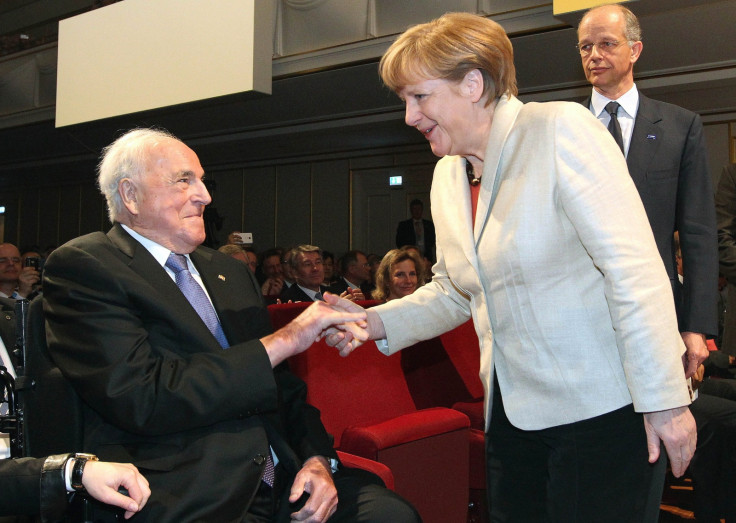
[619,5,642,43]
[579,4,642,44]
[290,245,322,269]
[97,128,179,223]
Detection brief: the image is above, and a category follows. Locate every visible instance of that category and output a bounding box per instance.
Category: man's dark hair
[338,250,366,275]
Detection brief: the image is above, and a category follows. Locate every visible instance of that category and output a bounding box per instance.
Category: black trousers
[246,465,421,523]
[486,380,665,523]
[689,392,736,522]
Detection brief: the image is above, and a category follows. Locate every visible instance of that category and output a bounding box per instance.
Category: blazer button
[253,455,266,465]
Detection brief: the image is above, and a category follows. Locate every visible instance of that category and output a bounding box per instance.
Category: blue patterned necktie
[165,253,229,348]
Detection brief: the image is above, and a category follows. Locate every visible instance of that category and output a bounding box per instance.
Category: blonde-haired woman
[332,12,694,522]
[372,249,425,302]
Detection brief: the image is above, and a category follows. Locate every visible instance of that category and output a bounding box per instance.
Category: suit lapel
[107,224,222,351]
[474,95,523,244]
[626,94,662,185]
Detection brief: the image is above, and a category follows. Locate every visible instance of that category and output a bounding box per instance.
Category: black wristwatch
[71,453,99,492]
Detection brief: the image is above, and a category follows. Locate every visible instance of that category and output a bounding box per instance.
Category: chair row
[269,301,487,523]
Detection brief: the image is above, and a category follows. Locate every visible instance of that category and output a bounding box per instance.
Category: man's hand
[261,297,367,367]
[82,461,151,520]
[642,405,697,478]
[262,277,284,297]
[289,456,338,522]
[323,299,387,357]
[17,266,40,297]
[681,331,709,379]
[339,288,365,302]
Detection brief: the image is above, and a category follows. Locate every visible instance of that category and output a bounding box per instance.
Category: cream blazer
[374,95,690,431]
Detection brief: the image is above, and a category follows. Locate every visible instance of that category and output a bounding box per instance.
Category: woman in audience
[372,248,425,302]
[330,12,695,522]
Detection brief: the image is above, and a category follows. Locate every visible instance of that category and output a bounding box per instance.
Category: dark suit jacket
[395,218,436,261]
[0,454,69,519]
[327,278,373,300]
[42,224,337,522]
[584,92,718,336]
[280,284,327,303]
[716,164,736,356]
[0,298,16,366]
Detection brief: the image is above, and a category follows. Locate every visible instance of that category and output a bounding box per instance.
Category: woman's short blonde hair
[379,12,517,106]
[373,248,426,302]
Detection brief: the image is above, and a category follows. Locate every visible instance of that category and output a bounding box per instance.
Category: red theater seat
[269,302,471,523]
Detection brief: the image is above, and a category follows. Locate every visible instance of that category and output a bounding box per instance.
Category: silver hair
[290,245,322,270]
[97,128,179,222]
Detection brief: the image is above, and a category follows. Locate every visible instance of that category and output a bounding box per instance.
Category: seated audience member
[328,250,372,300]
[321,250,337,286]
[0,454,150,520]
[243,246,258,274]
[259,247,285,298]
[0,243,40,299]
[42,128,419,522]
[280,245,329,302]
[676,233,736,521]
[366,253,381,287]
[281,248,297,290]
[400,245,433,283]
[217,244,248,264]
[372,249,426,302]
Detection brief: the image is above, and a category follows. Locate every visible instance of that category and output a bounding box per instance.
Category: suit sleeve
[0,454,70,519]
[716,165,736,283]
[552,103,689,411]
[675,112,718,336]
[43,242,280,436]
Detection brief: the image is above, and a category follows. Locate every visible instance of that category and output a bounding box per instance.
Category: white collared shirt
[120,224,217,309]
[590,84,639,158]
[297,284,322,301]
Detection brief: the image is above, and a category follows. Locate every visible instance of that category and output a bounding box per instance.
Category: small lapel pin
[218,274,226,281]
[646,134,656,140]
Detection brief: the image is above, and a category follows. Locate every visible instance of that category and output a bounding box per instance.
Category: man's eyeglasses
[0,257,21,265]
[576,40,624,56]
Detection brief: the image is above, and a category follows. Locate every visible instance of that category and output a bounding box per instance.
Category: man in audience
[260,247,285,297]
[243,246,258,274]
[217,244,248,264]
[395,199,435,262]
[0,243,39,299]
[42,128,419,523]
[281,245,329,302]
[329,250,371,300]
[280,248,297,290]
[577,5,717,379]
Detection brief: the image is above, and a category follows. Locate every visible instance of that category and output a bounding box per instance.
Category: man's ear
[119,178,140,215]
[462,69,485,103]
[630,41,643,64]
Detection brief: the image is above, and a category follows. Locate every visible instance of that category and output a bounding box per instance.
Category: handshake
[260,292,378,366]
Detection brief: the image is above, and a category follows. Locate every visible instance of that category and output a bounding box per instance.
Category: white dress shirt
[590,84,639,158]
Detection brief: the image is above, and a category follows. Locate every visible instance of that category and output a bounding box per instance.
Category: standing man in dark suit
[716,164,736,358]
[42,128,419,523]
[578,4,718,378]
[395,199,436,262]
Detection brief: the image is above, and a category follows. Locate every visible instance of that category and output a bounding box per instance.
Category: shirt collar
[297,284,322,301]
[120,224,200,276]
[591,83,639,120]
